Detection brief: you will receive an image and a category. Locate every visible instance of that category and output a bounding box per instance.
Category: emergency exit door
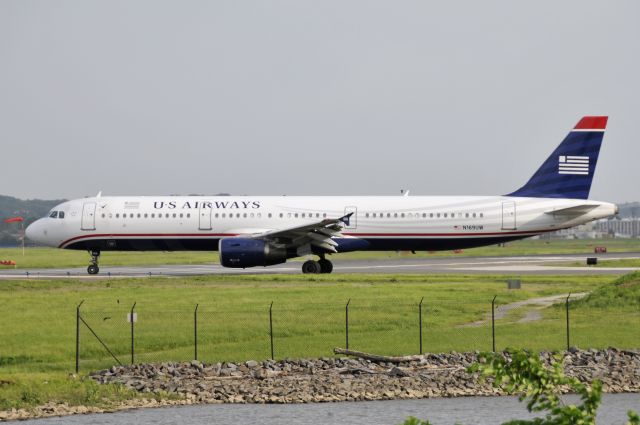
[343,206,357,229]
[81,202,96,231]
[501,201,516,230]
[199,204,212,230]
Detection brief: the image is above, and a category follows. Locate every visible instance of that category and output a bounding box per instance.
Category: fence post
[269,301,274,360]
[75,300,84,374]
[130,302,136,364]
[492,295,497,352]
[565,293,571,350]
[194,304,199,361]
[345,299,351,350]
[419,297,424,354]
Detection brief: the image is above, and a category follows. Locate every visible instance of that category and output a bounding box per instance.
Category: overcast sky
[1,1,638,202]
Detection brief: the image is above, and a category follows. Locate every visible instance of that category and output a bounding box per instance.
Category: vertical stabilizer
[508,116,607,199]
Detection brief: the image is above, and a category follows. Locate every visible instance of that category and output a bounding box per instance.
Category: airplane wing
[246,213,354,253]
[544,205,598,216]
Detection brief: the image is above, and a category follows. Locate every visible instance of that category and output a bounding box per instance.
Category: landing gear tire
[87,250,100,275]
[302,260,322,274]
[318,259,333,274]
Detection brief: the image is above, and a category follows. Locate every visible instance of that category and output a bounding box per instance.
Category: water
[23,394,640,425]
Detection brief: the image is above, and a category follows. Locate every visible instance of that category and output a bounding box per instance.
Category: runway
[1,252,639,279]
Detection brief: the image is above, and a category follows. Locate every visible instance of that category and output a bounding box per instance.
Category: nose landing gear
[87,250,100,275]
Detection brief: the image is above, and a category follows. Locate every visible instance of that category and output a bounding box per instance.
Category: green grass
[0,373,146,411]
[1,238,638,270]
[0,272,638,412]
[571,271,640,308]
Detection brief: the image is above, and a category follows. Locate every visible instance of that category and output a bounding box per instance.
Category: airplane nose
[25,219,44,243]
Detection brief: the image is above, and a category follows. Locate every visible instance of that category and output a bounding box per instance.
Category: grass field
[0,238,639,270]
[1,271,639,411]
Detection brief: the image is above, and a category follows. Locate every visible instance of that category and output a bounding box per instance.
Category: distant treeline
[0,195,66,245]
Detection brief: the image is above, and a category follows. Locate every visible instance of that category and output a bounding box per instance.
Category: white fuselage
[26,195,617,253]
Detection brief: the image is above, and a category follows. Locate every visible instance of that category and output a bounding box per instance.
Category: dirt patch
[461,293,588,327]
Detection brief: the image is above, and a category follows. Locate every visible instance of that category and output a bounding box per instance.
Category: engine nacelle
[219,238,287,268]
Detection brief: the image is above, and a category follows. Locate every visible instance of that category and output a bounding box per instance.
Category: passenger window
[465,213,469,218]
[323,213,327,218]
[480,213,484,218]
[236,213,241,218]
[172,213,176,218]
[295,213,298,218]
[222,213,226,218]
[101,213,105,218]
[302,213,306,218]
[243,213,247,218]
[268,213,272,218]
[187,213,190,218]
[180,213,183,218]
[437,213,440,218]
[422,213,426,218]
[165,213,169,218]
[116,213,120,218]
[151,213,154,218]
[137,213,141,218]
[144,213,148,218]
[402,213,406,218]
[472,213,476,218]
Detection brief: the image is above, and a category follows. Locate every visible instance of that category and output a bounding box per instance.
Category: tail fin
[507,116,608,199]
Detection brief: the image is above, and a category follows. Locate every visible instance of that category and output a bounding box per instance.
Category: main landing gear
[301,257,333,274]
[87,250,100,275]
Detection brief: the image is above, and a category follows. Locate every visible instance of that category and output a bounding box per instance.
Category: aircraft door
[199,204,212,230]
[344,206,357,229]
[81,202,97,231]
[501,201,516,230]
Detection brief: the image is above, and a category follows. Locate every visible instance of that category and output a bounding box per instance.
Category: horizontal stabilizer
[544,204,598,216]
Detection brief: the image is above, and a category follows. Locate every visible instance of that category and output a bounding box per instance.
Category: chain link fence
[75,297,639,373]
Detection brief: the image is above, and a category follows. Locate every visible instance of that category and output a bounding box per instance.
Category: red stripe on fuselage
[59,229,555,248]
[58,233,239,248]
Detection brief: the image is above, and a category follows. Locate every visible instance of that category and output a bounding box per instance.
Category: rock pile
[90,348,640,404]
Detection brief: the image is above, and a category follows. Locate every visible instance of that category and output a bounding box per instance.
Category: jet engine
[219,238,287,268]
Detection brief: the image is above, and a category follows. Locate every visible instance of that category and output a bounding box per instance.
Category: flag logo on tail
[558,155,589,175]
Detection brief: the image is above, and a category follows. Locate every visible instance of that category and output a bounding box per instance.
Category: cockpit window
[49,211,58,218]
[58,211,65,219]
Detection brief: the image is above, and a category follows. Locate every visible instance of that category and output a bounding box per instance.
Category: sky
[1,1,639,202]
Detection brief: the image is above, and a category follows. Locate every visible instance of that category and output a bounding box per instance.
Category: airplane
[26,116,617,275]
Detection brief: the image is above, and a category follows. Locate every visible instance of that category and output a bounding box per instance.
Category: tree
[402,349,639,425]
